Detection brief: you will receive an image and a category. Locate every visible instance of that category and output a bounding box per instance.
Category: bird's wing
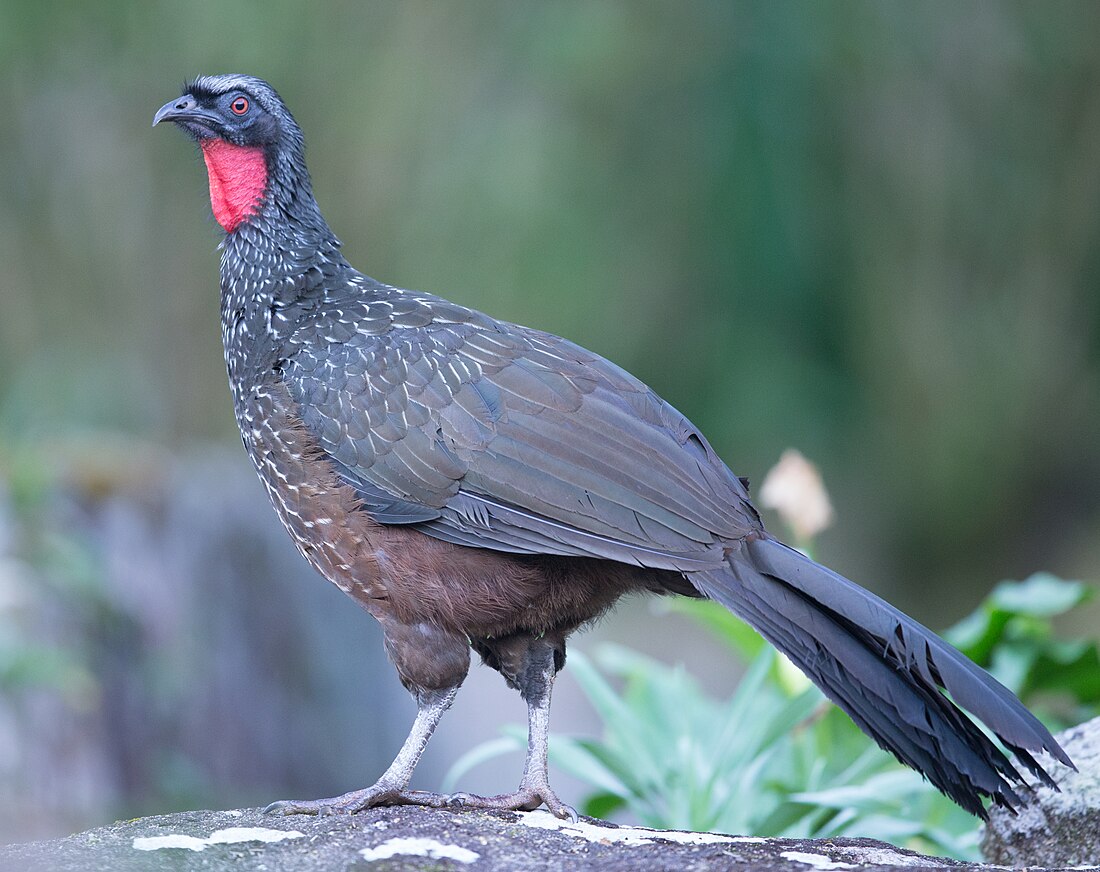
[284,288,756,572]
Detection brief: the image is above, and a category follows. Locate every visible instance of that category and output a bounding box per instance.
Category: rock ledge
[0,805,1056,872]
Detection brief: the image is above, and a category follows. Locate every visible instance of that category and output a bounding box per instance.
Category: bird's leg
[267,617,471,816]
[451,639,578,820]
[265,685,458,815]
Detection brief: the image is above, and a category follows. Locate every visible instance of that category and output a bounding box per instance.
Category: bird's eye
[231,97,250,115]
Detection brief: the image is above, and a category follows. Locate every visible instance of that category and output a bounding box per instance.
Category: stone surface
[0,805,1060,872]
[982,715,1100,868]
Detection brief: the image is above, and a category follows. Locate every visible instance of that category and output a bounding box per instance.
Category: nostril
[176,99,189,109]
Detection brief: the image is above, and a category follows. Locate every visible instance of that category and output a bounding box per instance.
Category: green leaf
[1024,643,1100,703]
[792,769,928,811]
[943,607,1009,660]
[989,574,1088,617]
[582,791,627,819]
[945,575,1093,665]
[548,736,634,798]
[567,650,668,794]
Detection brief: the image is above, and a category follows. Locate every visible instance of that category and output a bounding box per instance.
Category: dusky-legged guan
[154,75,1071,820]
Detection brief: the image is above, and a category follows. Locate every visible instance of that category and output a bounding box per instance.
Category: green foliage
[547,644,980,859]
[551,645,822,834]
[944,574,1099,727]
[451,574,1097,861]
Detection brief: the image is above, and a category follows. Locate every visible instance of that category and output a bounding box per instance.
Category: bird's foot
[264,785,452,816]
[264,783,576,821]
[446,782,578,822]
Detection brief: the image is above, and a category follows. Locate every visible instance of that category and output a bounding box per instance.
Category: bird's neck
[217,148,349,385]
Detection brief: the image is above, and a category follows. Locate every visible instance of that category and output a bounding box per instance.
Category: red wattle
[199,139,268,232]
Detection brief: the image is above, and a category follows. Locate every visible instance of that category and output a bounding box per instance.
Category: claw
[535,790,578,821]
[551,800,580,823]
[445,791,476,807]
[264,799,328,816]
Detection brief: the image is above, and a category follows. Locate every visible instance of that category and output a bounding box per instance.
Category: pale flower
[758,449,834,544]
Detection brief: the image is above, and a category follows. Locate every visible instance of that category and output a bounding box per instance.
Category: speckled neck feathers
[217,125,350,391]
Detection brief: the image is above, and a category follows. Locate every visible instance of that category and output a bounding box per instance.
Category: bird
[154,74,1071,821]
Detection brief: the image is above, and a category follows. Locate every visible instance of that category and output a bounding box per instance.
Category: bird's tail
[691,534,1072,816]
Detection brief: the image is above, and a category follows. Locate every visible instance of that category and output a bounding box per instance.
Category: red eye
[231,97,249,115]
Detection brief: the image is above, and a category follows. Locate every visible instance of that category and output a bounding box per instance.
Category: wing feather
[284,286,754,569]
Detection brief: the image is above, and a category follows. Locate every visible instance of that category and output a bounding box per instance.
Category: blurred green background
[1,0,1098,844]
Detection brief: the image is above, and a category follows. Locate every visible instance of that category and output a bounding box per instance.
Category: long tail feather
[691,535,1072,817]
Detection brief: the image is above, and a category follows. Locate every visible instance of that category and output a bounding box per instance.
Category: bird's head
[154,74,310,233]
